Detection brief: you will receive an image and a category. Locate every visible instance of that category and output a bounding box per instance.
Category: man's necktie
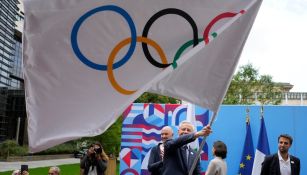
[182,145,189,166]
[159,144,164,160]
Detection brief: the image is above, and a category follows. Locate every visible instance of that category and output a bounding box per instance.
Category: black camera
[94,147,102,154]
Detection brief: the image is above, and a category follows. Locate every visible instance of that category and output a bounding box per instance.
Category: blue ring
[71,5,137,71]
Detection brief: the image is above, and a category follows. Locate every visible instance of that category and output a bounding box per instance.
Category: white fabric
[251,149,266,175]
[88,166,98,175]
[184,102,199,150]
[23,0,262,152]
[278,151,291,175]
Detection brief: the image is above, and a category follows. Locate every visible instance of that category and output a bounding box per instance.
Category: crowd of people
[11,124,300,175]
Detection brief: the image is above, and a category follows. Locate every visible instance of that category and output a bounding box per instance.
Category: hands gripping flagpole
[188,112,218,175]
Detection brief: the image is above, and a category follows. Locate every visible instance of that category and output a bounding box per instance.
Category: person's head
[212,140,227,159]
[48,166,60,175]
[12,170,20,175]
[88,142,102,155]
[178,121,194,136]
[161,126,173,142]
[278,134,293,154]
[89,141,109,161]
[93,141,103,155]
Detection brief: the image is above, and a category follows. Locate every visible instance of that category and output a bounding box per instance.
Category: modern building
[0,0,26,144]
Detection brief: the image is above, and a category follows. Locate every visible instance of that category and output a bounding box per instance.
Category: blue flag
[238,119,255,175]
[251,116,270,175]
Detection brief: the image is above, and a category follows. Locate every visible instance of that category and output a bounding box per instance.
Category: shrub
[35,142,78,155]
[0,140,28,159]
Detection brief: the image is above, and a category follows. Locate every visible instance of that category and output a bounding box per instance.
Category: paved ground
[0,158,80,172]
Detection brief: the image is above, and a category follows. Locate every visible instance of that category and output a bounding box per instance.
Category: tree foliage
[134,92,180,104]
[223,63,282,105]
[89,92,179,156]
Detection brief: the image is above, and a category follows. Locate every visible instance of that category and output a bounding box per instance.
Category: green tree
[91,92,179,157]
[134,92,180,104]
[223,63,282,105]
[93,116,123,156]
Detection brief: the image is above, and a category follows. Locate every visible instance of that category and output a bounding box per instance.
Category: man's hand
[21,171,29,175]
[194,125,212,138]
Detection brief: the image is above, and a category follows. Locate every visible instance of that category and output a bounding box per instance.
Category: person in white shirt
[206,140,227,175]
[260,134,300,175]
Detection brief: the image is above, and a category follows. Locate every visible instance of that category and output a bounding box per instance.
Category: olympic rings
[173,11,246,68]
[142,8,199,68]
[107,36,168,95]
[71,5,137,71]
[71,4,245,95]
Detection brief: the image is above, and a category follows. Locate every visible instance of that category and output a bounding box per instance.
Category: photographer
[80,142,109,175]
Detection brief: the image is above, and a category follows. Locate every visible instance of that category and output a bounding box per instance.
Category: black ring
[142,8,199,68]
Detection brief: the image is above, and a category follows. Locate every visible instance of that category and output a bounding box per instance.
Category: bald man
[148,126,174,175]
[162,121,212,175]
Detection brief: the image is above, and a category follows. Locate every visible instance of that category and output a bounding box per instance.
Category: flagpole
[188,111,218,175]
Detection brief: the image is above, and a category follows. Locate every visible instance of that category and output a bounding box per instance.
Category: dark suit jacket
[260,153,300,175]
[148,143,163,175]
[162,133,201,175]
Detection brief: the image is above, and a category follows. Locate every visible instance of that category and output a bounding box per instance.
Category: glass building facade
[0,0,19,87]
[0,0,25,143]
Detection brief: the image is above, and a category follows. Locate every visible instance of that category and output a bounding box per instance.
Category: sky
[238,0,307,92]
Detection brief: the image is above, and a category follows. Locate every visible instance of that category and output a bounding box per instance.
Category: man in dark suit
[148,126,174,175]
[162,121,212,175]
[261,134,300,175]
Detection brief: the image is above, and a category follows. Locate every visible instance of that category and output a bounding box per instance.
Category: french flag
[251,116,270,175]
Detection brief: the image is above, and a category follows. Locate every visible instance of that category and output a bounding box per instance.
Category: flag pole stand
[188,111,218,175]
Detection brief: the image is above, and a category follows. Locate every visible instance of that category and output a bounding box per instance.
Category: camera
[94,147,102,154]
[21,164,28,173]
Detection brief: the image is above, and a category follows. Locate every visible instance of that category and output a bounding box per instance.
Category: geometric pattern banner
[120,103,209,175]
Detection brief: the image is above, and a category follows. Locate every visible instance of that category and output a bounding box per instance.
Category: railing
[255,92,307,105]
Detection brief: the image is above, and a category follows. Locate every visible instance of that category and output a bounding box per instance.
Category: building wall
[0,0,19,87]
[0,0,25,143]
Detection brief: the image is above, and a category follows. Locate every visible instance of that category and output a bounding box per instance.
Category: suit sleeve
[296,157,300,175]
[147,146,163,172]
[164,133,196,151]
[260,156,272,175]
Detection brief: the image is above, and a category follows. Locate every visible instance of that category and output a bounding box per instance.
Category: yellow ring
[107,36,168,95]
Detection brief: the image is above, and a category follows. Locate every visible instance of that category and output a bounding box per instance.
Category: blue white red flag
[251,116,270,175]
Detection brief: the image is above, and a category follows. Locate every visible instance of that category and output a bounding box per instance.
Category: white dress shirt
[278,151,291,175]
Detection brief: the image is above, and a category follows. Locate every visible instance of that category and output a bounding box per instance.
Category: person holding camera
[80,142,109,175]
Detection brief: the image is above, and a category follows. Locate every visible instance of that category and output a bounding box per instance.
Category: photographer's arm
[96,155,108,172]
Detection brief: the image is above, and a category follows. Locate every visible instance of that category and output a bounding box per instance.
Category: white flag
[23,0,262,152]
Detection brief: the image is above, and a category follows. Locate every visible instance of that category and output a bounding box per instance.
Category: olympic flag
[23,0,262,152]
